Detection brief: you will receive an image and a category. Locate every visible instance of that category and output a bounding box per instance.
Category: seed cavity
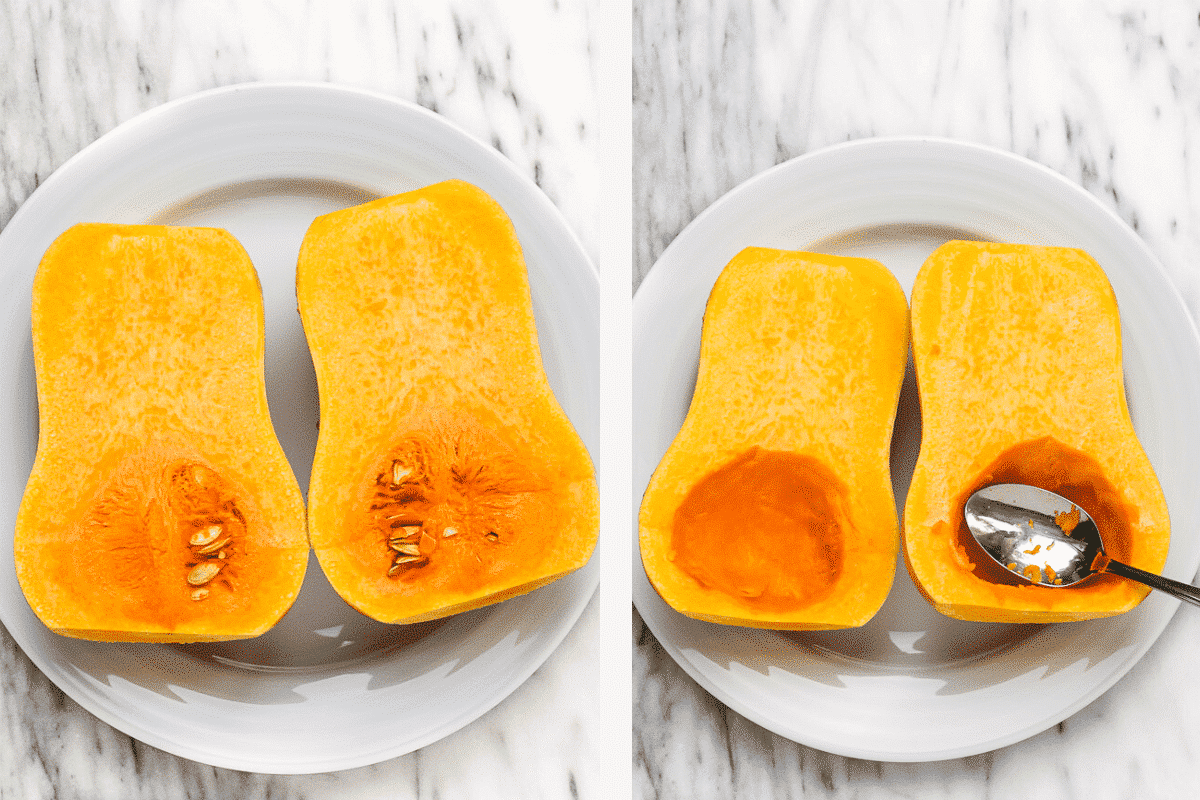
[84,456,250,602]
[371,424,539,579]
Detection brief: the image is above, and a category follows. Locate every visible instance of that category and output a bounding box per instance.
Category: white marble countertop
[634,2,1200,799]
[0,2,614,798]
[14,1,1200,797]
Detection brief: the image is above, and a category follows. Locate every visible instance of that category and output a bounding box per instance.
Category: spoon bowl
[964,484,1101,587]
[965,483,1200,607]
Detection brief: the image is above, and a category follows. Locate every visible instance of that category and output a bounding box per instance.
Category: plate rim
[0,81,600,774]
[6,80,597,290]
[632,134,1200,761]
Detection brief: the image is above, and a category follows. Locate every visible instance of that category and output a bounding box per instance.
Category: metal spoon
[964,483,1200,607]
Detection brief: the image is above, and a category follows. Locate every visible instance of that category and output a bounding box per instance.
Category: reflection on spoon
[964,483,1200,607]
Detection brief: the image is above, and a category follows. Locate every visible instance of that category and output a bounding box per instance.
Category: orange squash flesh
[296,179,598,625]
[639,248,909,629]
[904,241,1170,622]
[16,224,308,642]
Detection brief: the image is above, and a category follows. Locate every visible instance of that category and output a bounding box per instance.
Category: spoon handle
[1105,559,1200,608]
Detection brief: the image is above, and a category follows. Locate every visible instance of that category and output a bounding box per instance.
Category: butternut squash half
[904,241,1170,622]
[639,248,909,629]
[16,224,308,642]
[296,179,598,625]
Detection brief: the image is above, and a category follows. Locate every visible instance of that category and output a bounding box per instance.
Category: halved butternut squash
[904,240,1170,622]
[16,224,308,642]
[639,248,909,629]
[296,179,598,624]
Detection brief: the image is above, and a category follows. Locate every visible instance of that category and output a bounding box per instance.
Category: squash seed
[485,532,499,542]
[196,536,231,555]
[190,587,210,601]
[418,531,438,555]
[388,555,424,576]
[390,542,421,556]
[391,460,411,485]
[190,525,222,547]
[442,526,458,538]
[187,562,221,586]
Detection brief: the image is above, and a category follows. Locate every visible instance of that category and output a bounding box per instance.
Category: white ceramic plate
[633,137,1200,762]
[0,83,599,773]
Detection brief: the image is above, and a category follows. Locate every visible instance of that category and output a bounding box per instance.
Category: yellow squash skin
[296,179,598,625]
[16,224,308,642]
[639,248,909,629]
[904,241,1170,622]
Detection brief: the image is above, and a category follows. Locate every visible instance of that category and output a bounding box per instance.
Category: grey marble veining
[0,1,605,798]
[2,2,601,263]
[635,2,1200,799]
[634,2,1200,300]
